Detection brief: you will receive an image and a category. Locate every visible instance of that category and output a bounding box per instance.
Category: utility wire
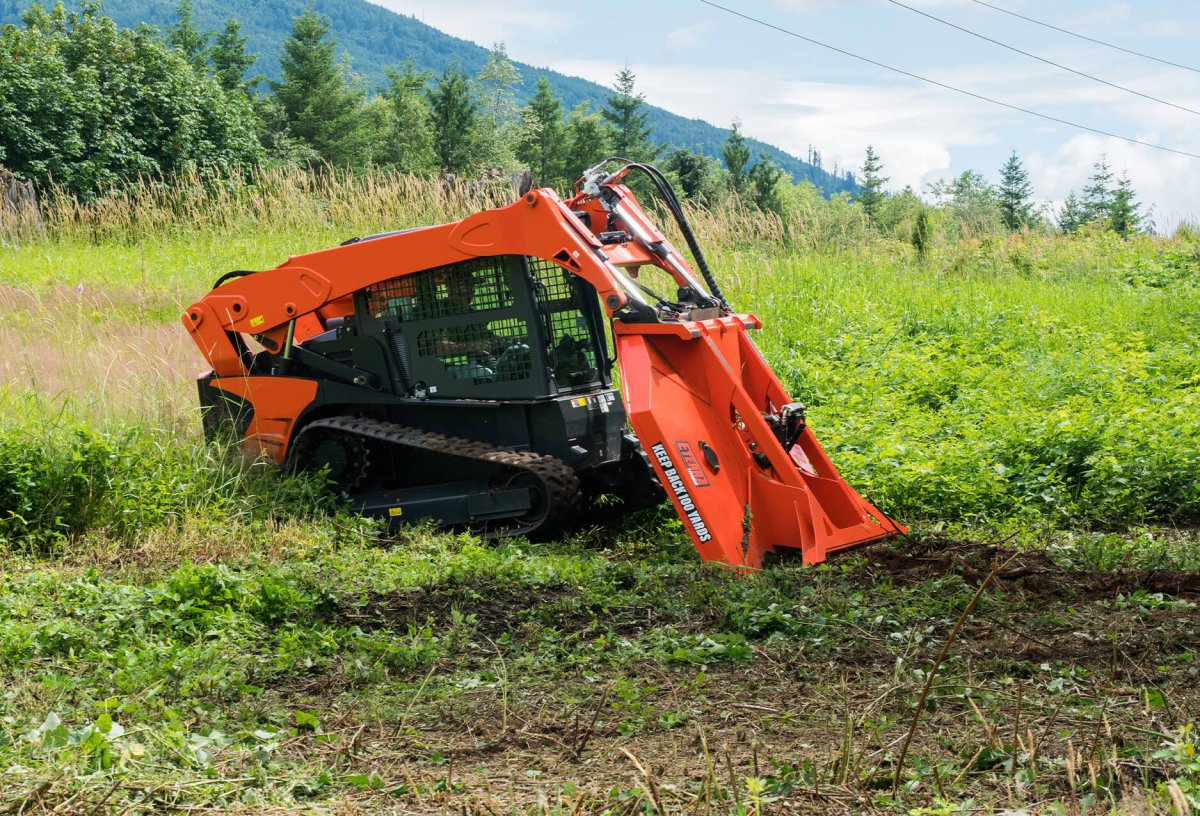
[695,0,1200,161]
[885,0,1200,118]
[965,0,1200,76]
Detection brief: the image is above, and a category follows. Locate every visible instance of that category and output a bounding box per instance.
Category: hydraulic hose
[592,158,730,309]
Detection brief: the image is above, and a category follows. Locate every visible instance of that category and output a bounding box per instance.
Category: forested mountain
[0,0,857,194]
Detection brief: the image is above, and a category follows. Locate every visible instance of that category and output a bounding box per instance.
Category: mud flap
[614,315,903,570]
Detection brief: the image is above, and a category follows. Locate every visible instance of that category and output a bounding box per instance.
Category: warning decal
[651,443,712,543]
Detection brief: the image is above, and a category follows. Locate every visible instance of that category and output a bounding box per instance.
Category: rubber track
[291,416,580,538]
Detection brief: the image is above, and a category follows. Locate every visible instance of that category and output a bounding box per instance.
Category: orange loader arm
[183,163,902,569]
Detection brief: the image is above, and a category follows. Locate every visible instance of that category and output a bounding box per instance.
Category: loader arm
[182,167,902,569]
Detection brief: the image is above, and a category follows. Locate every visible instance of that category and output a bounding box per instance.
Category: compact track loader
[183,160,903,568]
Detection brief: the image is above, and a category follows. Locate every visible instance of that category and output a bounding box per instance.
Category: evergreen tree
[1058,192,1086,233]
[748,154,785,215]
[602,67,657,163]
[722,120,751,196]
[427,66,477,173]
[210,17,256,94]
[1108,171,1142,237]
[473,43,521,170]
[168,0,207,72]
[272,11,370,166]
[997,150,1033,230]
[663,146,720,201]
[857,145,888,222]
[516,77,566,186]
[382,62,436,173]
[1081,156,1114,225]
[562,102,614,185]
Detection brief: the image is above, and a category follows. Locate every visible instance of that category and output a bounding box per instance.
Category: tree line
[0,0,801,212]
[0,0,1153,239]
[856,145,1147,239]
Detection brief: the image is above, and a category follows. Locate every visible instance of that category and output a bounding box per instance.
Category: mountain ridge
[0,0,858,194]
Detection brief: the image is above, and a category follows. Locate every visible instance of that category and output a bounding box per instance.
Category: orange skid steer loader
[183,160,903,569]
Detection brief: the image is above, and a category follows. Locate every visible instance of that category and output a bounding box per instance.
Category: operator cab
[354,254,610,401]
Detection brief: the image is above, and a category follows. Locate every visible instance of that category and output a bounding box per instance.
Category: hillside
[0,0,857,194]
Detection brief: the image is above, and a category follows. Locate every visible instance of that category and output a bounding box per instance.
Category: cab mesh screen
[365,256,513,321]
[527,256,600,387]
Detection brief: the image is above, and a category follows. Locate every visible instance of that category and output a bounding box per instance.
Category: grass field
[1,172,1198,814]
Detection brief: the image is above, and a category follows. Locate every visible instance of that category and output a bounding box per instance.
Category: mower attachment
[615,314,904,569]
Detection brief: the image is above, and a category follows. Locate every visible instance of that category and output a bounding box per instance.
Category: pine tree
[382,62,436,173]
[602,67,657,163]
[748,154,785,215]
[516,77,566,186]
[272,11,370,166]
[722,120,751,196]
[664,146,720,201]
[427,66,477,173]
[1081,156,1114,225]
[563,102,613,185]
[168,0,208,72]
[857,145,888,222]
[1058,192,1086,233]
[210,17,256,94]
[997,150,1033,230]
[1108,171,1142,237]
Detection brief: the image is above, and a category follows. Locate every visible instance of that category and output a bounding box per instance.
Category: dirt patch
[332,582,576,638]
[860,534,1200,600]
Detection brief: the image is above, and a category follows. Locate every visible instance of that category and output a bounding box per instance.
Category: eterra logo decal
[651,443,712,543]
[672,441,710,487]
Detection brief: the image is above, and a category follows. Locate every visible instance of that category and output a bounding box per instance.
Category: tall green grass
[1,169,1197,547]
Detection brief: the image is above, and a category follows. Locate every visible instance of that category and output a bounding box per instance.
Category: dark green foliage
[856,145,888,222]
[0,424,334,550]
[911,207,933,256]
[427,66,477,173]
[1059,192,1086,233]
[562,101,613,184]
[0,2,262,195]
[998,150,1033,230]
[209,16,256,94]
[748,155,785,215]
[722,120,751,196]
[271,10,370,166]
[662,146,722,202]
[380,62,436,173]
[0,0,854,194]
[602,67,658,164]
[1081,156,1114,225]
[517,77,567,186]
[1109,172,1142,237]
[167,0,206,71]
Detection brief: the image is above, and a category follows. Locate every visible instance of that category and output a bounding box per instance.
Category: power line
[965,0,1200,76]
[694,0,1200,161]
[885,0,1200,118]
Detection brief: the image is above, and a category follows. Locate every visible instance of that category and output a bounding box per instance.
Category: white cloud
[665,23,713,51]
[367,0,574,46]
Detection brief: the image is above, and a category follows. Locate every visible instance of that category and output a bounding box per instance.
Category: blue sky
[374,0,1200,227]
